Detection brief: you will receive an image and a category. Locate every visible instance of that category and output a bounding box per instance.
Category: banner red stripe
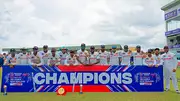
[58,65,110,72]
[59,85,111,92]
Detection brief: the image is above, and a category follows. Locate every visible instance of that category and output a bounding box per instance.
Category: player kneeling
[143,49,155,68]
[65,50,78,66]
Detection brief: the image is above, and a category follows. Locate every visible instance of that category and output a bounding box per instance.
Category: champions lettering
[33,72,132,85]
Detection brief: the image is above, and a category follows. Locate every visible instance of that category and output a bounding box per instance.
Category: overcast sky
[0,0,174,50]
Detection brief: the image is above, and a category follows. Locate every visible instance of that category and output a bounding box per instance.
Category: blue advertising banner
[1,65,164,92]
[165,28,180,36]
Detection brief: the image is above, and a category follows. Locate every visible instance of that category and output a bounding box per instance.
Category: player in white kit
[153,48,163,67]
[47,48,60,67]
[161,46,180,94]
[109,46,120,65]
[143,49,155,67]
[5,49,18,68]
[18,48,29,65]
[120,45,132,66]
[59,47,68,65]
[99,45,110,65]
[38,45,49,65]
[65,50,78,66]
[88,46,100,65]
[28,46,42,67]
[132,45,145,65]
[76,43,89,65]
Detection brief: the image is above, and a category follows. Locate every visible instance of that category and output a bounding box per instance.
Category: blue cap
[112,46,117,49]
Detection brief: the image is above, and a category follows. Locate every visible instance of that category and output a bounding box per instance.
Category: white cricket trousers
[164,68,179,90]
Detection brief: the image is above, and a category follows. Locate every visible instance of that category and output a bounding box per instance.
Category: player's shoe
[165,88,169,92]
[176,90,180,94]
[79,92,83,94]
[3,92,7,95]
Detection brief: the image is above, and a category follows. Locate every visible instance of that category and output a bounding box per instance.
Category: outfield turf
[0,67,180,101]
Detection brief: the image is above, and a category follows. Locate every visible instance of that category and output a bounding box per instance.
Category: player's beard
[52,53,56,57]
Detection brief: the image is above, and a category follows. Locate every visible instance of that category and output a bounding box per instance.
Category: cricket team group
[0,43,180,94]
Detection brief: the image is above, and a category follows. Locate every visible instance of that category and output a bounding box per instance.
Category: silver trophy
[3,85,7,95]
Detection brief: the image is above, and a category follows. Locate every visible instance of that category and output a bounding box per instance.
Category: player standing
[109,46,120,65]
[161,46,180,94]
[76,43,89,65]
[28,46,42,67]
[76,43,89,94]
[18,48,29,65]
[88,46,100,65]
[59,47,68,65]
[132,45,145,65]
[0,53,4,67]
[5,49,18,67]
[47,48,60,67]
[120,45,132,66]
[38,45,49,65]
[99,45,110,65]
[143,49,155,67]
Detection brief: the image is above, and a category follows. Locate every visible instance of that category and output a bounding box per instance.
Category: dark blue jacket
[0,57,4,66]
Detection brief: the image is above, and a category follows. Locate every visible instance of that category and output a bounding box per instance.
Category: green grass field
[0,68,180,101]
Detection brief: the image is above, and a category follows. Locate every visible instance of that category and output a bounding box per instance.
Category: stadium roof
[161,0,180,11]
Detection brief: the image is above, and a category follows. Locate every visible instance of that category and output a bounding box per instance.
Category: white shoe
[176,90,180,94]
[165,88,169,92]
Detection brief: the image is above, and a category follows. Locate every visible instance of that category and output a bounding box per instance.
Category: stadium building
[161,0,180,60]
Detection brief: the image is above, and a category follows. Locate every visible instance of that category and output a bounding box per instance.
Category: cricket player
[161,46,180,94]
[65,50,78,66]
[47,48,60,67]
[153,48,163,67]
[88,46,100,65]
[0,54,4,67]
[132,45,145,65]
[18,48,29,65]
[99,45,110,65]
[5,49,18,67]
[28,46,42,67]
[143,49,155,67]
[38,45,49,65]
[120,45,132,66]
[109,46,120,65]
[76,43,89,65]
[59,47,68,65]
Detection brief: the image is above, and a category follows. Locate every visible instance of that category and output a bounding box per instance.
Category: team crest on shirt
[42,53,44,55]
